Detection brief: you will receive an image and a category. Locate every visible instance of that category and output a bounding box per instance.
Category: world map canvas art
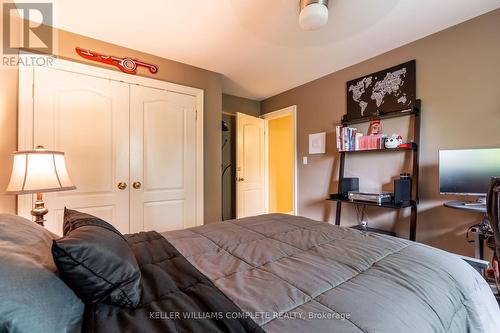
[346,60,416,121]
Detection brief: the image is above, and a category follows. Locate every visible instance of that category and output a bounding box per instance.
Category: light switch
[303,156,308,165]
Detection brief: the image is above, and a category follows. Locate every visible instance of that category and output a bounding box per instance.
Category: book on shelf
[336,125,386,152]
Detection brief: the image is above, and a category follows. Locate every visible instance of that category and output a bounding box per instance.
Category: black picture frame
[346,60,416,121]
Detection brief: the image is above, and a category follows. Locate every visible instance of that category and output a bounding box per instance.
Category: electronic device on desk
[394,173,412,204]
[439,148,500,206]
[440,148,500,260]
[348,191,392,204]
[340,177,359,195]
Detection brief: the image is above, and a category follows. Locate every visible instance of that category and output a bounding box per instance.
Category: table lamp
[5,146,76,226]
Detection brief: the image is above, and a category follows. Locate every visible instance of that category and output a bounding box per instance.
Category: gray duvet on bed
[162,213,500,333]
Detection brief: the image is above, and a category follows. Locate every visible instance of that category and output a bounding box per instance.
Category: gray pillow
[0,214,84,333]
[52,209,142,308]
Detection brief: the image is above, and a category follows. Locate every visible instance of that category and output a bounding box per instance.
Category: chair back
[487,177,500,260]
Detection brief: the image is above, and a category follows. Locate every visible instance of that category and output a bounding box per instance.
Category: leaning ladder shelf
[327,100,421,241]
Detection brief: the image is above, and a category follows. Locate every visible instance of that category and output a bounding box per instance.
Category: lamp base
[31,193,48,226]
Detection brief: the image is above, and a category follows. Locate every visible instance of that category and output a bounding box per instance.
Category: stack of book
[336,126,386,151]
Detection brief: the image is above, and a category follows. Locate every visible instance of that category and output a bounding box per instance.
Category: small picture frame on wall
[309,132,326,154]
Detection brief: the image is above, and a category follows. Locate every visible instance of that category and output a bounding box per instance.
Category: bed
[1,213,499,333]
[162,214,500,332]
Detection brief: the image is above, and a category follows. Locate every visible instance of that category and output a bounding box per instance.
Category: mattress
[162,213,500,333]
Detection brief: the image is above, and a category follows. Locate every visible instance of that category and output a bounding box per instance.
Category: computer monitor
[439,148,500,196]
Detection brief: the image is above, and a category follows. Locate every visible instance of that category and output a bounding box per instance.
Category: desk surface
[443,201,487,213]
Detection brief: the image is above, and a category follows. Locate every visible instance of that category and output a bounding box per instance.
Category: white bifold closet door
[29,66,198,234]
[33,66,130,233]
[129,85,197,233]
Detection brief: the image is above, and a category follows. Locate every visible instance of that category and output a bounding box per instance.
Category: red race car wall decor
[75,47,158,75]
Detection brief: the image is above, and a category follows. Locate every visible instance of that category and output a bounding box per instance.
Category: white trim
[195,90,204,226]
[17,53,204,226]
[261,105,298,216]
[17,60,34,219]
[263,119,269,214]
[20,53,203,97]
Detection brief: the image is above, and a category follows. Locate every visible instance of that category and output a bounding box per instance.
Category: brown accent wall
[0,28,223,223]
[261,9,500,256]
[222,94,260,117]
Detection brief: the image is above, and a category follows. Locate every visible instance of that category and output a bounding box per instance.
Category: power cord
[355,205,368,230]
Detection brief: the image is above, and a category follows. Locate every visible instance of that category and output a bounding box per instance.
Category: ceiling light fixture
[299,0,329,31]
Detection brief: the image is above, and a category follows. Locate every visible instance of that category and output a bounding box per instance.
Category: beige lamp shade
[6,146,76,194]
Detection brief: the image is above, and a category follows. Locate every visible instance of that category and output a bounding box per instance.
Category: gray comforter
[162,214,500,333]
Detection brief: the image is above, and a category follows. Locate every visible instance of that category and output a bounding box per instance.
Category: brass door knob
[237,177,245,182]
[117,182,127,190]
[133,181,142,189]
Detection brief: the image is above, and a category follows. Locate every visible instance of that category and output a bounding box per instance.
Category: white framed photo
[309,132,326,154]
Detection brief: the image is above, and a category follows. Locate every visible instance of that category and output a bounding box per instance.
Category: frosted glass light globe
[299,3,329,31]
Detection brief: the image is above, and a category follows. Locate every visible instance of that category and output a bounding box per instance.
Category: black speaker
[394,173,412,203]
[340,177,359,196]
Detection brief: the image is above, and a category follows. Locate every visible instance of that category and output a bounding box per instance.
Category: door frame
[261,105,298,215]
[17,53,204,226]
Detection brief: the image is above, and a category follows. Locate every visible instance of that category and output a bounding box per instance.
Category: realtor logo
[2,2,53,54]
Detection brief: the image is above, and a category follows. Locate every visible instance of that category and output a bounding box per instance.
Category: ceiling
[17,0,500,100]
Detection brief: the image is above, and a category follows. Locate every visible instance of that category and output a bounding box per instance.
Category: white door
[236,112,266,218]
[129,85,197,233]
[31,66,130,234]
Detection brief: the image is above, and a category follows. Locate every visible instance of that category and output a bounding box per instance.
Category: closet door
[130,86,197,233]
[32,67,130,234]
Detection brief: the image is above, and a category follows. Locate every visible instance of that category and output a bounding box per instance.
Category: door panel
[32,66,130,234]
[143,102,184,190]
[143,200,184,232]
[130,86,197,233]
[236,112,266,218]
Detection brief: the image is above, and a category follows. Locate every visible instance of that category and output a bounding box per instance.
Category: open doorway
[234,106,297,218]
[263,106,297,215]
[221,113,236,221]
[221,94,262,221]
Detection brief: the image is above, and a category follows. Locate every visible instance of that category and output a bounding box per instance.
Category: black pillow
[52,208,141,308]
